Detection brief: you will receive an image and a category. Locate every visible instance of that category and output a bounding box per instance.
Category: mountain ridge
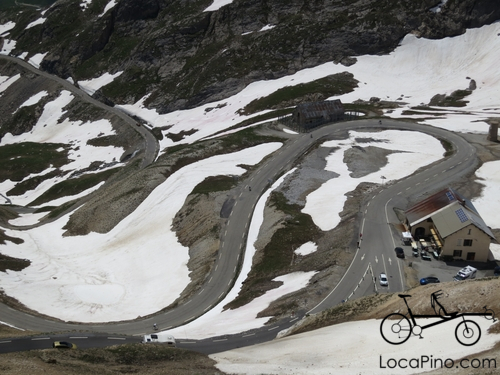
[3,0,500,114]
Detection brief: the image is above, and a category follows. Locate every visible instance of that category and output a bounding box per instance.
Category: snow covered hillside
[0,19,499,325]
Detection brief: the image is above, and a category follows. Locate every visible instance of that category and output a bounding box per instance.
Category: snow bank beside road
[212,318,500,375]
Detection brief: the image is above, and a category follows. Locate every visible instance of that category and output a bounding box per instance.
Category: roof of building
[295,100,343,120]
[405,188,495,240]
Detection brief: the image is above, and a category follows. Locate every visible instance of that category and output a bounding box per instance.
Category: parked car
[394,247,405,259]
[494,266,500,277]
[379,273,388,286]
[421,251,431,261]
[454,265,477,281]
[412,249,419,257]
[420,277,440,285]
[53,341,77,349]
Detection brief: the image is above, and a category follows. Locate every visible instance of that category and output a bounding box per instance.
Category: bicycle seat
[398,294,412,298]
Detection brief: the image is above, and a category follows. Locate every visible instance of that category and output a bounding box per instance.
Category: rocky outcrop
[5,0,500,113]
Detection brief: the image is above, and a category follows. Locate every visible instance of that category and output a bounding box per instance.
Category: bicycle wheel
[455,320,481,346]
[380,313,412,345]
[484,308,496,321]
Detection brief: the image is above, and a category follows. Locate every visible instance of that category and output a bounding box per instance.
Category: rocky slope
[2,0,500,114]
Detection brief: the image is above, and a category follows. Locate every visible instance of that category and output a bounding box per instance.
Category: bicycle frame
[400,295,493,332]
[381,294,495,346]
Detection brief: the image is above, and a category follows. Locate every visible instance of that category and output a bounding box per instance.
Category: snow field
[211,317,500,375]
[302,130,445,231]
[1,90,124,207]
[0,143,282,322]
[117,23,500,151]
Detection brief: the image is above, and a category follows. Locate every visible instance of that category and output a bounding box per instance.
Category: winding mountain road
[0,55,480,354]
[0,55,159,168]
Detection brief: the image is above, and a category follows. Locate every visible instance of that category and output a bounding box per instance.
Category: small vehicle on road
[379,273,388,286]
[53,341,77,349]
[420,277,440,285]
[421,251,431,261]
[394,247,405,259]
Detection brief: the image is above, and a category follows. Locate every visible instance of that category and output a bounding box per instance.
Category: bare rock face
[6,0,500,113]
[115,0,161,22]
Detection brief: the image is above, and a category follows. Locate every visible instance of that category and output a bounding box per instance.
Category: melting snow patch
[472,160,500,229]
[27,52,48,69]
[19,90,49,108]
[204,0,234,12]
[0,39,16,55]
[0,21,15,35]
[294,241,317,256]
[78,71,123,95]
[259,24,276,32]
[0,74,21,94]
[26,17,46,29]
[99,0,118,18]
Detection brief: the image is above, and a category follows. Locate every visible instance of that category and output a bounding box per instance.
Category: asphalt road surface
[0,55,159,168]
[0,55,479,354]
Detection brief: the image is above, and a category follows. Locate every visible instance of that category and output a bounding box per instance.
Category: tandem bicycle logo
[378,290,497,370]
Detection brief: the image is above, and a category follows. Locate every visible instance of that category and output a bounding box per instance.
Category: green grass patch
[0,251,29,271]
[107,344,195,365]
[47,201,76,219]
[192,175,236,195]
[242,73,358,115]
[28,168,117,206]
[7,170,63,197]
[0,224,25,246]
[225,191,321,309]
[0,105,38,140]
[219,126,283,150]
[0,143,69,183]
[439,137,454,157]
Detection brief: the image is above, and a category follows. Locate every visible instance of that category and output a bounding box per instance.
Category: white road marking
[31,337,50,340]
[108,337,126,340]
[242,333,255,337]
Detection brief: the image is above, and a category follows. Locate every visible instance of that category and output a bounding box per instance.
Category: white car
[379,273,388,286]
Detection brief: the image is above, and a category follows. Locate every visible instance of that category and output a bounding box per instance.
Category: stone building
[292,100,344,131]
[404,188,496,262]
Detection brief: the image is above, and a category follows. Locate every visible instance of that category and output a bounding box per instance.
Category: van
[453,266,477,281]
[142,334,176,347]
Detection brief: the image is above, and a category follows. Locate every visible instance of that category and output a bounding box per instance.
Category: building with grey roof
[292,100,344,130]
[404,187,496,262]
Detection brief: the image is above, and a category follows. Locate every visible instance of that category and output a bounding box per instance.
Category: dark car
[394,247,405,259]
[420,277,440,285]
[53,341,77,349]
[494,266,500,277]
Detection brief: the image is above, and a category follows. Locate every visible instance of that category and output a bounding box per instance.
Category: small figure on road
[379,120,382,125]
[249,186,251,191]
[153,323,158,330]
[310,134,313,138]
